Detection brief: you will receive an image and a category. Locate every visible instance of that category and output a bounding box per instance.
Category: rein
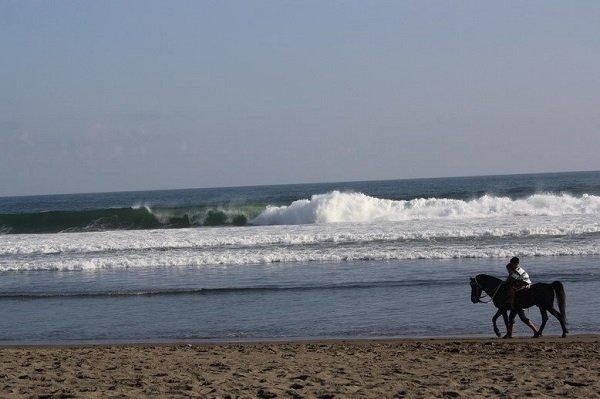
[475,277,503,304]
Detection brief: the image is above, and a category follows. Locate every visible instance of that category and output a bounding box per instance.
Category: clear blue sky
[1,1,599,196]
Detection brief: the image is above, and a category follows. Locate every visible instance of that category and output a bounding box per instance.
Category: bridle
[471,277,503,304]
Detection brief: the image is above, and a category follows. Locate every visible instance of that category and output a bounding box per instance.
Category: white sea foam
[1,214,600,257]
[251,192,600,225]
[1,241,599,272]
[1,211,600,271]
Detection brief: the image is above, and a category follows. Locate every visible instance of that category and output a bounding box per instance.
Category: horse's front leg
[502,310,509,334]
[492,310,503,337]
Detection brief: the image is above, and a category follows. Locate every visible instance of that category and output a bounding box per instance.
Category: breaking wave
[2,191,599,233]
[251,191,600,225]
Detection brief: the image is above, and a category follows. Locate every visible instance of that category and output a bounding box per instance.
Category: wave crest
[251,191,600,225]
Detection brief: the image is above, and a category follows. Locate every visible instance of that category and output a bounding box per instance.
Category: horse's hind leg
[537,308,549,337]
[548,307,568,338]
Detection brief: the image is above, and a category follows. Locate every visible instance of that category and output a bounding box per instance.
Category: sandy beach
[1,336,599,398]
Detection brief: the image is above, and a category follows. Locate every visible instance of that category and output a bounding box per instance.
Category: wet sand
[1,336,599,398]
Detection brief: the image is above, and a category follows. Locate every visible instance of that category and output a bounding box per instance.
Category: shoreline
[1,333,599,348]
[2,335,599,398]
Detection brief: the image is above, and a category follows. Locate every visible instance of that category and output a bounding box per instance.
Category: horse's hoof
[495,332,501,338]
[502,334,512,339]
[562,333,567,338]
[533,333,541,338]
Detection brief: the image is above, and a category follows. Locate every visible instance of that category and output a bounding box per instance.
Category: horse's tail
[552,281,567,325]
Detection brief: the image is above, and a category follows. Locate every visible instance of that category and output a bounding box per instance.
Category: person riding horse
[470,271,568,338]
[471,257,567,338]
[506,256,531,310]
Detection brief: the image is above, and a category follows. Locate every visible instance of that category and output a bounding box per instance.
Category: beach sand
[1,336,599,398]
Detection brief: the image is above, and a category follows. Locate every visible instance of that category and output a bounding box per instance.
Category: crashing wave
[251,191,600,225]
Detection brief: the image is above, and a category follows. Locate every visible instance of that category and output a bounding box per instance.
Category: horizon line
[2,169,598,199]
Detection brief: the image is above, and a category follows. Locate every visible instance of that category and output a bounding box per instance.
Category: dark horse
[470,274,568,338]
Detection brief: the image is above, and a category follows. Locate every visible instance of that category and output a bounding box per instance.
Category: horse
[470,274,568,338]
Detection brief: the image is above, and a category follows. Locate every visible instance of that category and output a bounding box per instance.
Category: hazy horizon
[2,1,599,197]
[1,168,597,198]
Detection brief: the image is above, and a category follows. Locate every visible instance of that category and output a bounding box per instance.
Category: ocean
[1,171,599,344]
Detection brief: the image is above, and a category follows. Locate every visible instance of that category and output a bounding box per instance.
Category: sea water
[1,171,599,343]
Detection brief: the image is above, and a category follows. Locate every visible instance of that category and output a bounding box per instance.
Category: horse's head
[470,277,483,303]
[470,274,504,304]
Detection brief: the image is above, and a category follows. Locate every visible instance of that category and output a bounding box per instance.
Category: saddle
[504,281,530,308]
[513,281,531,292]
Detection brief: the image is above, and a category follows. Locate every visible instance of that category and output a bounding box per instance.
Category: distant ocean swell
[1,270,596,299]
[0,280,459,299]
[0,205,258,234]
[1,191,599,234]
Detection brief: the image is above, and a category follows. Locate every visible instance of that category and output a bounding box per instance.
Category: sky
[1,1,599,196]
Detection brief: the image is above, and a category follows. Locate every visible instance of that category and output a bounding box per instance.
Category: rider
[505,256,531,310]
[504,256,537,337]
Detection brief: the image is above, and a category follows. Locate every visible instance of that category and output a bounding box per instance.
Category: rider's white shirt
[510,266,532,285]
